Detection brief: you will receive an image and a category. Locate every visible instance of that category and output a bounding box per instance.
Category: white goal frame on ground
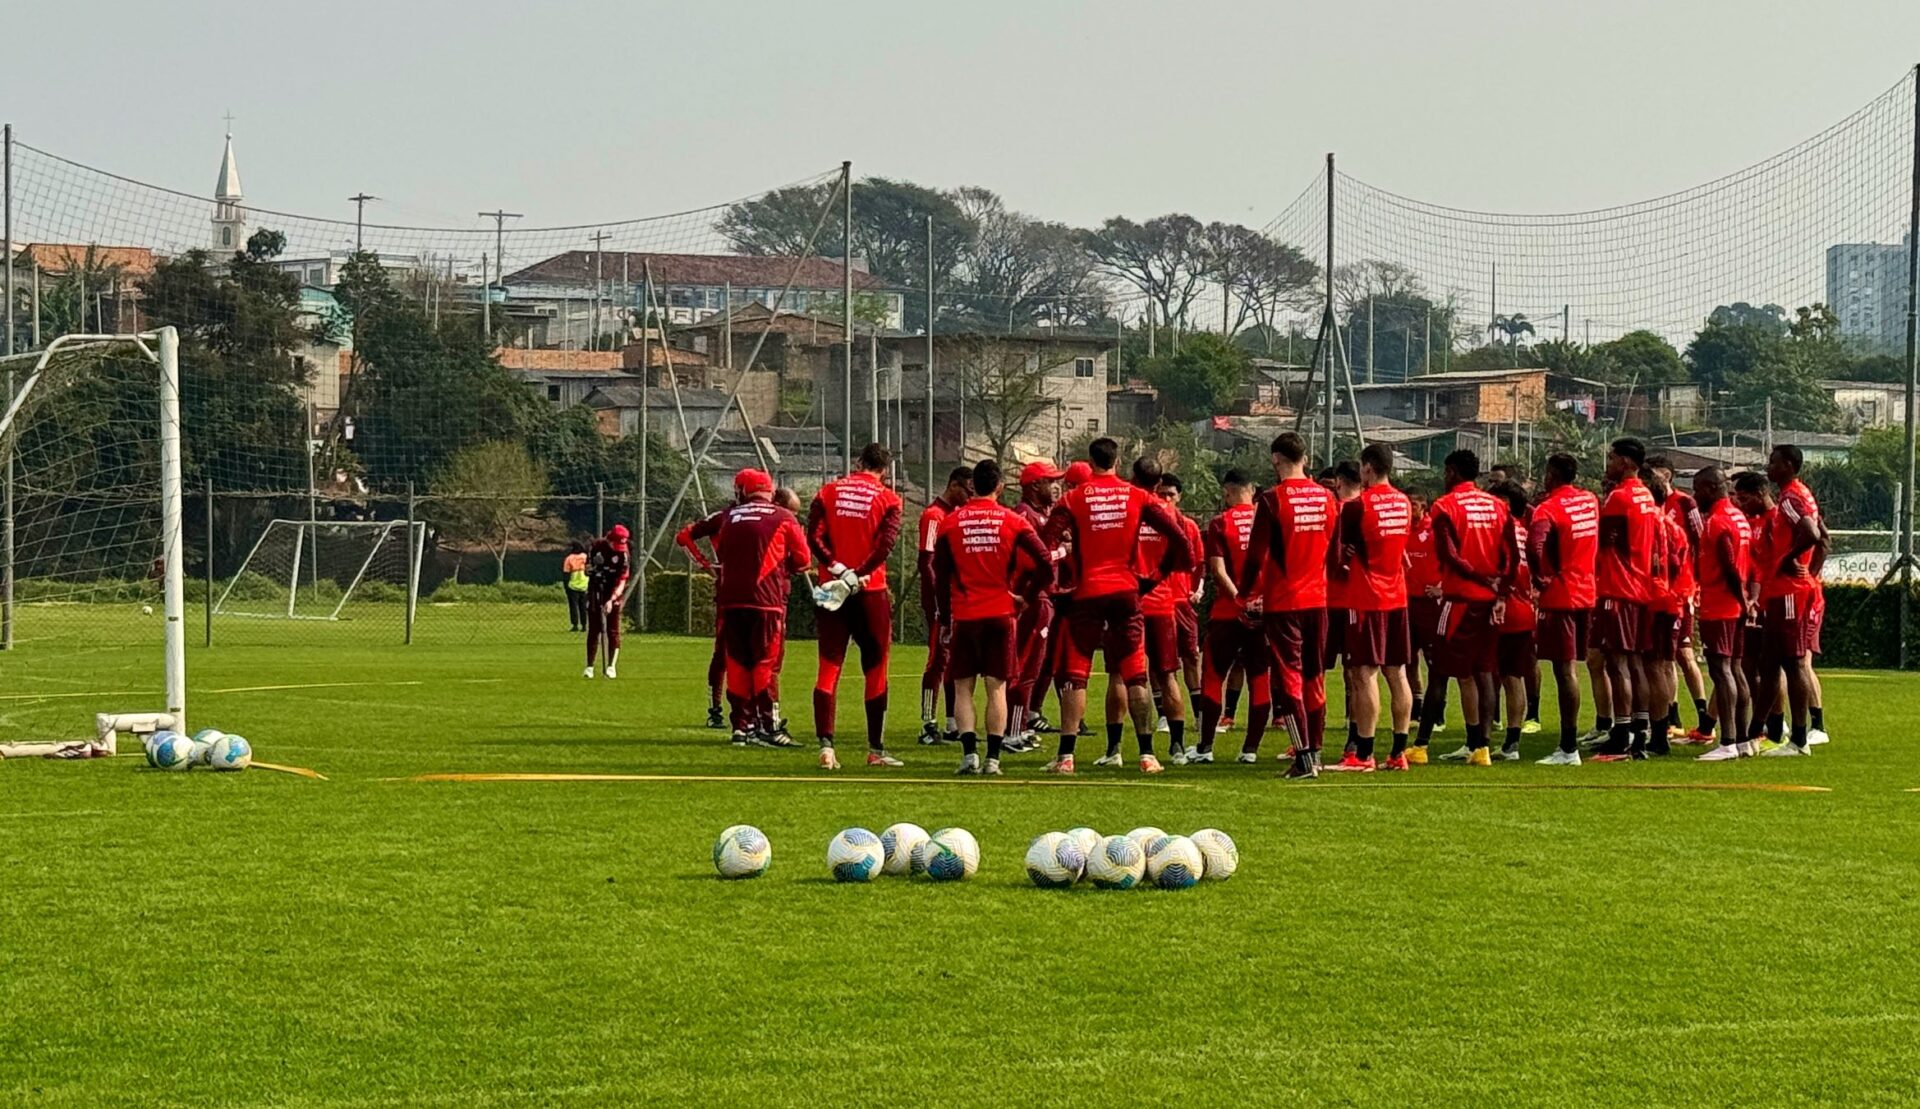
[212,518,426,622]
[0,327,186,750]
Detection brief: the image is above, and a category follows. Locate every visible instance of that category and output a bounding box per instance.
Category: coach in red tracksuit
[1008,459,1064,744]
[714,471,810,744]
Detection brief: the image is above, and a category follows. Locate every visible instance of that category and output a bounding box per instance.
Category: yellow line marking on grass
[0,689,148,702]
[251,761,328,781]
[399,772,1195,788]
[1311,781,1830,792]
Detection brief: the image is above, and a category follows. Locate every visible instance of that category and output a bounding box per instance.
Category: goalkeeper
[584,524,631,679]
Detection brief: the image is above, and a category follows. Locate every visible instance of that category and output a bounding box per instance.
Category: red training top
[1340,483,1413,612]
[1597,476,1659,604]
[1137,500,1204,617]
[1758,478,1821,602]
[1405,512,1440,600]
[1204,501,1259,621]
[1528,484,1599,612]
[1498,518,1536,632]
[1697,497,1752,622]
[714,500,810,611]
[1429,481,1512,603]
[1041,473,1186,600]
[933,496,1051,622]
[1236,477,1338,612]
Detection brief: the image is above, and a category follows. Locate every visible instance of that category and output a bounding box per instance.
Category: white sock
[921,690,936,720]
[944,716,956,732]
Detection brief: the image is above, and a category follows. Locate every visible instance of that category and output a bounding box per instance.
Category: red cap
[1020,460,1064,485]
[1062,461,1094,487]
[734,468,774,496]
[608,524,631,547]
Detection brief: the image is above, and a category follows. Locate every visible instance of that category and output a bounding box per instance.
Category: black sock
[1105,722,1124,757]
[1058,731,1077,757]
[1355,734,1376,760]
[1525,688,1541,722]
[1390,732,1408,758]
[1467,722,1487,750]
[1223,688,1242,717]
[865,693,889,751]
[1666,702,1681,729]
[1606,720,1632,752]
[1346,719,1359,751]
[1136,729,1155,758]
[1560,721,1578,754]
[1791,724,1808,749]
[1810,706,1824,730]
[960,731,977,756]
[986,734,1003,761]
[1594,712,1607,733]
[1632,711,1650,743]
[1693,697,1709,726]
[1699,711,1717,737]
[1767,713,1784,742]
[1503,726,1520,753]
[1169,720,1186,751]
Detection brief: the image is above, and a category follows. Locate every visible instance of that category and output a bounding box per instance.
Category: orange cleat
[1326,754,1376,773]
[1382,754,1411,771]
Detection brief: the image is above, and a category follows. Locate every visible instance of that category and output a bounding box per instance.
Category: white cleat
[1807,728,1830,746]
[1169,747,1189,766]
[1760,742,1810,757]
[1496,747,1521,762]
[604,666,617,680]
[1437,745,1474,762]
[1737,740,1758,757]
[582,666,596,679]
[1696,744,1743,762]
[1155,716,1170,734]
[1236,751,1259,764]
[1093,752,1127,768]
[1536,749,1581,766]
[818,747,841,771]
[955,753,981,776]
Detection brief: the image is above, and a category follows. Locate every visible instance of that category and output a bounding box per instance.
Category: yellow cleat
[1466,747,1492,767]
[1404,746,1429,765]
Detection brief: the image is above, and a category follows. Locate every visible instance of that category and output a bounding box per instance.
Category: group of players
[644,430,1830,779]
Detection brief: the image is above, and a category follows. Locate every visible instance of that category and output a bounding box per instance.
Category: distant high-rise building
[1826,237,1911,356]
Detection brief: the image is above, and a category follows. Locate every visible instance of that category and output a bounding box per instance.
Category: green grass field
[3,604,1918,1106]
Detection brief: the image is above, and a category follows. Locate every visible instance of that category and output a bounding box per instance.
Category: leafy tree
[1334,263,1453,381]
[1724,340,1841,431]
[430,441,551,582]
[1216,229,1318,344]
[1450,345,1520,374]
[1081,214,1208,327]
[1686,302,1787,394]
[1594,330,1685,385]
[1491,314,1535,360]
[947,189,1109,328]
[1142,332,1249,420]
[950,339,1075,460]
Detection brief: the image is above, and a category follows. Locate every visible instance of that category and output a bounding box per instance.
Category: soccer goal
[213,518,425,625]
[0,328,187,754]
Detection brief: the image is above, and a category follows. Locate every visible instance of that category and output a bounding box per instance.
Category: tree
[1211,226,1318,342]
[1141,332,1249,420]
[431,441,551,582]
[1594,330,1685,385]
[1725,341,1841,432]
[1081,214,1208,327]
[1686,301,1788,394]
[1333,262,1450,380]
[950,339,1075,460]
[1491,313,1535,360]
[948,190,1110,328]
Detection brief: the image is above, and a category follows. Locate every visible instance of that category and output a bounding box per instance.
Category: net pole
[159,327,187,734]
[1902,63,1920,669]
[3,122,13,652]
[1323,153,1336,463]
[204,478,214,648]
[406,481,418,645]
[842,160,854,473]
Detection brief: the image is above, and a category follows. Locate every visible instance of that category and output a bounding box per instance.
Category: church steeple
[212,120,247,253]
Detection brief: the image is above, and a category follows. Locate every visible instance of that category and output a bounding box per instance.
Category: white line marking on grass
[396,772,1196,788]
[0,689,149,702]
[202,678,503,695]
[0,810,107,820]
[1301,781,1830,793]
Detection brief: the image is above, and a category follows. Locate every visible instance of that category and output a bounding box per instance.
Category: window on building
[547,385,561,402]
[668,286,694,308]
[221,227,232,247]
[1086,418,1099,433]
[1074,357,1095,378]
[307,266,326,285]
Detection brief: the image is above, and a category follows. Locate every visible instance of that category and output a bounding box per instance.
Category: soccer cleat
[1002,733,1037,754]
[867,750,905,767]
[1576,728,1606,750]
[1043,755,1076,775]
[1093,751,1127,768]
[982,758,1002,776]
[1590,747,1633,762]
[1646,736,1672,758]
[1696,743,1743,762]
[729,730,754,747]
[1737,740,1758,757]
[1217,715,1235,732]
[1807,728,1830,746]
[1076,722,1093,737]
[955,753,981,776]
[1681,729,1715,745]
[1497,746,1521,762]
[1537,749,1581,766]
[605,665,618,680]
[582,666,596,679]
[1466,747,1493,767]
[1432,722,1447,734]
[942,729,961,745]
[1139,754,1164,775]
[1326,754,1376,773]
[1404,746,1429,765]
[1282,751,1318,779]
[1236,751,1259,764]
[918,721,943,745]
[1169,745,1189,767]
[1760,741,1809,757]
[1188,748,1215,764]
[818,746,841,771]
[1521,719,1541,734]
[1029,714,1055,733]
[1437,745,1474,762]
[757,729,799,749]
[706,706,726,729]
[1383,754,1411,771]
[1754,738,1783,755]
[1155,716,1170,734]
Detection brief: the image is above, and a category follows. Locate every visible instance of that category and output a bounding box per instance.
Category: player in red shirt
[1648,455,1711,741]
[1236,432,1340,780]
[1327,444,1415,772]
[583,524,632,680]
[677,500,733,729]
[808,443,906,770]
[1038,460,1093,738]
[1405,495,1447,761]
[1039,438,1189,775]
[1754,444,1828,756]
[1527,453,1600,764]
[1733,473,1782,748]
[1155,473,1207,763]
[933,459,1052,776]
[1427,450,1516,767]
[915,467,974,745]
[1132,461,1204,765]
[713,470,810,745]
[1590,438,1662,761]
[1006,460,1065,751]
[1490,481,1537,761]
[1641,472,1688,757]
[1194,470,1269,762]
[1692,467,1757,761]
[1325,460,1364,761]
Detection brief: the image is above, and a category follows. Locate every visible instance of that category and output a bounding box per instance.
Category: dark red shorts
[1409,597,1443,654]
[1174,604,1201,667]
[1013,595,1054,688]
[1433,599,1498,678]
[1497,629,1538,679]
[1677,609,1696,648]
[1535,608,1588,663]
[1263,608,1327,680]
[1760,592,1818,666]
[1743,620,1766,667]
[1205,617,1269,679]
[1808,592,1825,655]
[1343,607,1410,668]
[1323,607,1349,669]
[1063,591,1147,686]
[1143,612,1182,675]
[1592,598,1650,654]
[1699,616,1743,659]
[721,607,784,668]
[948,615,1017,681]
[818,589,892,668]
[1649,610,1679,663]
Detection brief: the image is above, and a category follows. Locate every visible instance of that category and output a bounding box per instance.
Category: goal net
[0,330,186,752]
[213,518,424,625]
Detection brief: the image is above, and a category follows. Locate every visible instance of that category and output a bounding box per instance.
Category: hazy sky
[6,1,1918,233]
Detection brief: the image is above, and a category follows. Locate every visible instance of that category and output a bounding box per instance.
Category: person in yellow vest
[562,541,590,632]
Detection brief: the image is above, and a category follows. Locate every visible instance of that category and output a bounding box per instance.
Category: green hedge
[634,569,932,644]
[1811,584,1920,669]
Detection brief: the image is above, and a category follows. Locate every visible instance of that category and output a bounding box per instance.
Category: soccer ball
[713,824,771,879]
[207,734,252,772]
[144,729,180,767]
[1146,834,1204,890]
[916,827,979,881]
[880,822,929,877]
[140,604,153,616]
[1025,831,1086,889]
[150,733,196,772]
[1125,826,1166,857]
[827,827,884,882]
[1190,828,1238,880]
[1086,834,1146,890]
[1063,826,1101,861]
[190,728,227,767]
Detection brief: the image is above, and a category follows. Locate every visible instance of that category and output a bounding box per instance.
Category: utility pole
[1423,308,1432,377]
[476,208,522,337]
[589,229,611,351]
[348,193,376,252]
[1489,262,1498,347]
[841,161,854,472]
[1366,295,1375,385]
[1324,153,1336,462]
[479,254,489,333]
[926,215,935,483]
[1562,303,1570,344]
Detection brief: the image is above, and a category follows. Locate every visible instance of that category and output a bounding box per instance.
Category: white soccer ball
[827,827,884,883]
[1064,826,1102,862]
[144,729,180,768]
[207,734,252,772]
[917,827,979,881]
[1086,834,1146,890]
[1025,831,1086,889]
[713,824,771,879]
[140,604,153,616]
[190,728,227,767]
[1190,828,1238,881]
[880,822,930,877]
[1147,834,1204,890]
[150,733,196,772]
[1125,826,1167,857]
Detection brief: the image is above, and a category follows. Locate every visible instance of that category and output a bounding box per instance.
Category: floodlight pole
[1324,152,1337,463]
[2,122,13,651]
[1901,62,1920,668]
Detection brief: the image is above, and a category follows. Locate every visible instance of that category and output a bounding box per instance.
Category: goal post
[0,327,186,752]
[213,517,426,627]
